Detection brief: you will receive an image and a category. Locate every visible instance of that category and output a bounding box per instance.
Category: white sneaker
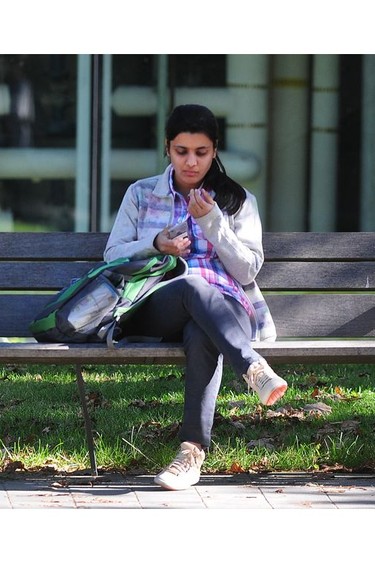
[243,360,288,406]
[154,442,205,491]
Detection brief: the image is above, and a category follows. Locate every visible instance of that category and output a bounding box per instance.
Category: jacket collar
[153,164,174,197]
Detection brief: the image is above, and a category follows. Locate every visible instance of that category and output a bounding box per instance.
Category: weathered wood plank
[0,341,185,364]
[264,232,375,261]
[0,232,109,260]
[258,262,375,290]
[0,261,103,289]
[1,232,375,261]
[0,261,374,290]
[0,294,374,338]
[0,294,61,337]
[0,340,373,365]
[266,294,375,337]
[254,340,375,364]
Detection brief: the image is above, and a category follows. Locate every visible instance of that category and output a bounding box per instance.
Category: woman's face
[167,132,216,194]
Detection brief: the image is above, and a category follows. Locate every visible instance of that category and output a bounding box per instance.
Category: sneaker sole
[154,474,199,491]
[263,383,288,406]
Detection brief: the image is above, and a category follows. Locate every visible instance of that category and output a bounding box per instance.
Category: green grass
[0,363,374,476]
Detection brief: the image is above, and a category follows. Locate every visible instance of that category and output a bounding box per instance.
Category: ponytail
[203,155,246,215]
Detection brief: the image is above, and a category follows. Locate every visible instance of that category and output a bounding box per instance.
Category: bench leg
[75,364,98,477]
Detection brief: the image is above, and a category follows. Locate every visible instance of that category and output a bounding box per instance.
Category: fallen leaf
[265,410,285,419]
[267,406,306,421]
[306,375,318,385]
[86,390,109,408]
[340,420,360,433]
[4,460,26,472]
[129,399,162,408]
[316,423,337,439]
[247,438,275,451]
[230,462,246,473]
[228,400,247,409]
[303,402,332,414]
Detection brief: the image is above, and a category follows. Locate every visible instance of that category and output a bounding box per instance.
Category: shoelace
[167,449,198,475]
[245,361,265,392]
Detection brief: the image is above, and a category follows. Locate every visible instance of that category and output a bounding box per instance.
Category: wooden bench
[0,231,374,476]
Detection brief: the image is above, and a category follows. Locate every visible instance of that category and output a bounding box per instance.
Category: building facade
[0,54,374,233]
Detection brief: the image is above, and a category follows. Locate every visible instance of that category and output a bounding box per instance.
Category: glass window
[0,54,374,233]
[0,55,78,232]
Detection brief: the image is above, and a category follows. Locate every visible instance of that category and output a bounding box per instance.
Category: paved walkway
[2,471,372,563]
[1,471,374,509]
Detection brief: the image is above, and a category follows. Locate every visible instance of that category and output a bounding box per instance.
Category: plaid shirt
[105,164,276,341]
[169,169,253,317]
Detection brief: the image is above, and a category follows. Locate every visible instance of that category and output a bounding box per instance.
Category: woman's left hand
[187,188,215,218]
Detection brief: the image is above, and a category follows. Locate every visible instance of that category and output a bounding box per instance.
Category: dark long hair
[165,104,246,215]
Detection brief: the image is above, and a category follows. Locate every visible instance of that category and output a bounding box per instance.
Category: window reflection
[0,54,373,233]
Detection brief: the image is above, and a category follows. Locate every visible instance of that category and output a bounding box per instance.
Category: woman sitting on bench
[104,104,288,491]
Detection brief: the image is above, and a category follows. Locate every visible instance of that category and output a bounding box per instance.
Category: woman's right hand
[154,228,191,257]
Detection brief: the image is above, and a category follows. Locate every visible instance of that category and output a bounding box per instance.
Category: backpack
[29,254,188,347]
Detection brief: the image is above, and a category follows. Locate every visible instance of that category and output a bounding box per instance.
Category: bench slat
[0,232,108,260]
[266,294,375,337]
[0,261,374,290]
[0,262,102,289]
[258,262,375,290]
[0,340,373,365]
[0,294,374,338]
[1,232,374,261]
[264,232,375,261]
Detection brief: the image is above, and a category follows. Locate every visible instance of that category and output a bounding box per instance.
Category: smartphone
[168,219,188,239]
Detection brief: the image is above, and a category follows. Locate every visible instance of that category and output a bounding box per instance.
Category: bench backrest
[0,232,374,339]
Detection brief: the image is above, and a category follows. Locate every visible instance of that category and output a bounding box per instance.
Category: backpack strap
[103,321,118,349]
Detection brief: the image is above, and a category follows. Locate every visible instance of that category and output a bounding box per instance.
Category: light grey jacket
[104,165,276,341]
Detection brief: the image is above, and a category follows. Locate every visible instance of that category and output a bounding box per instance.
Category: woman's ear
[213,141,218,159]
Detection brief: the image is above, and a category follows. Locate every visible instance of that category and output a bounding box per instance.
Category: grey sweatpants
[121,275,262,447]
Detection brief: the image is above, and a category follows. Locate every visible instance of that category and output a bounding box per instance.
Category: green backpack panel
[29,255,187,346]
